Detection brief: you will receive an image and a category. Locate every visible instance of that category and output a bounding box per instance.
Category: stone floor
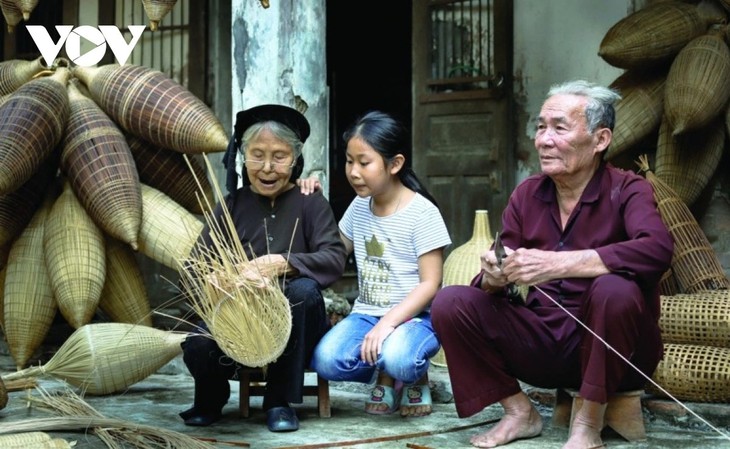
[0,350,729,449]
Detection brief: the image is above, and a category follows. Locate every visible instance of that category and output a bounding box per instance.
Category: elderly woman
[431,80,673,449]
[179,104,347,432]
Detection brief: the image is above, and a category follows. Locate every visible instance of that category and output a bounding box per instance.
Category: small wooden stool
[552,388,646,441]
[238,368,331,418]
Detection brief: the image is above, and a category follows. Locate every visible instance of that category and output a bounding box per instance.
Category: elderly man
[431,80,673,449]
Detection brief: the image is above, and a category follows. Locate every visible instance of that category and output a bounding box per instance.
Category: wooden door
[412,0,513,249]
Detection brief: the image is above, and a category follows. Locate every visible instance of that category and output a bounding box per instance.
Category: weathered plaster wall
[230,0,329,195]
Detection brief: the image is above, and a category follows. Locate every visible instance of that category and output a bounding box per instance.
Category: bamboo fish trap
[178,154,292,367]
[43,182,106,329]
[0,0,22,33]
[1,323,188,395]
[664,31,730,135]
[141,0,178,31]
[62,81,142,250]
[0,432,72,448]
[0,57,45,95]
[0,67,70,196]
[655,117,725,207]
[650,343,730,402]
[72,64,228,154]
[598,1,709,70]
[3,195,57,370]
[14,0,38,21]
[99,236,153,326]
[127,133,213,215]
[659,290,730,347]
[636,155,730,293]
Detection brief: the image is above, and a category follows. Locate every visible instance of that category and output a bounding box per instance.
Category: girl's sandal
[400,384,433,417]
[365,383,402,415]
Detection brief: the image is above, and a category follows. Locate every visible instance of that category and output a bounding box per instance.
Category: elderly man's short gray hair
[547,80,622,133]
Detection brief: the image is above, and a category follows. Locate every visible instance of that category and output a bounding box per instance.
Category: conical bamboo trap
[663,31,730,135]
[43,182,106,329]
[0,0,22,34]
[14,0,38,21]
[443,210,494,287]
[655,116,725,207]
[0,67,70,196]
[650,343,730,402]
[99,236,153,326]
[73,64,228,154]
[137,183,203,270]
[141,0,178,31]
[127,133,213,215]
[3,195,57,370]
[0,57,45,95]
[637,155,730,293]
[659,290,730,347]
[62,81,142,250]
[598,1,709,70]
[1,323,188,395]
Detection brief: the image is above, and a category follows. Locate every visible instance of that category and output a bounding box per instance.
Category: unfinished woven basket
[0,67,70,196]
[141,0,178,31]
[659,290,730,347]
[655,117,725,207]
[72,64,228,154]
[43,182,106,329]
[637,155,730,293]
[137,183,204,270]
[598,1,708,70]
[99,236,153,326]
[1,323,188,395]
[0,57,45,95]
[664,31,730,135]
[127,134,213,215]
[649,343,730,402]
[4,196,57,370]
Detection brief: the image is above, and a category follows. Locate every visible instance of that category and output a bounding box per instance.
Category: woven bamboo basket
[0,67,70,196]
[3,196,57,370]
[0,265,6,331]
[141,0,177,31]
[127,134,213,215]
[72,64,228,154]
[649,343,730,402]
[62,81,142,250]
[658,268,681,297]
[606,69,666,161]
[43,182,106,329]
[138,183,204,270]
[637,155,730,293]
[0,57,45,95]
[664,31,730,135]
[0,152,58,249]
[14,0,38,20]
[0,0,22,33]
[655,117,725,207]
[598,1,708,70]
[1,323,188,396]
[659,290,730,347]
[99,236,153,326]
[0,432,56,447]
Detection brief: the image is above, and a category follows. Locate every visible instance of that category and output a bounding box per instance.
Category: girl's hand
[296,177,321,195]
[360,321,396,365]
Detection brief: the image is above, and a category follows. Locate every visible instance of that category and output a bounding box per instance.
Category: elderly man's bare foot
[470,393,542,448]
[561,422,604,449]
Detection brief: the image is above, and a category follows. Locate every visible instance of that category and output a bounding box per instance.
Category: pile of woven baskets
[0,56,227,375]
[600,0,730,402]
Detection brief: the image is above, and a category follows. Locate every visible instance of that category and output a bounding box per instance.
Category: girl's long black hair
[343,111,440,209]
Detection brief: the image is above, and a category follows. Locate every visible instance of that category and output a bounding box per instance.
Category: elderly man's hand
[502,248,556,286]
[480,248,511,291]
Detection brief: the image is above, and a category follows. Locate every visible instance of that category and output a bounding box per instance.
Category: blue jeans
[310,312,440,385]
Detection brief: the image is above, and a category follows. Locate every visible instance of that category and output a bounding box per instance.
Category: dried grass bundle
[178,154,292,367]
[99,236,153,326]
[1,323,188,395]
[141,0,178,31]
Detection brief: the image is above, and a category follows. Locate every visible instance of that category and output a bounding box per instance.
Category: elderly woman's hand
[296,177,321,195]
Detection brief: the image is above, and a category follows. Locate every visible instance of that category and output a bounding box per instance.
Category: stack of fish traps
[0,55,226,394]
[600,0,730,402]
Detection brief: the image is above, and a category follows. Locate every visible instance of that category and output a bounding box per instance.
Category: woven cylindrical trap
[0,432,54,447]
[655,116,725,207]
[72,64,228,154]
[659,290,730,347]
[43,182,106,329]
[142,0,178,31]
[0,57,44,95]
[0,67,70,196]
[443,210,494,287]
[606,69,666,161]
[62,81,142,250]
[650,343,730,402]
[4,195,57,370]
[664,31,730,135]
[599,2,707,69]
[127,134,214,215]
[658,268,681,297]
[99,236,153,326]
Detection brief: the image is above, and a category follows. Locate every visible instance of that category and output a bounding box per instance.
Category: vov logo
[27,25,146,67]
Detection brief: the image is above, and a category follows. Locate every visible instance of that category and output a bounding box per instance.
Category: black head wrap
[222,104,310,198]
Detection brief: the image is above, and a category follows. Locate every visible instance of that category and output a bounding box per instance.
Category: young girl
[311,111,451,417]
